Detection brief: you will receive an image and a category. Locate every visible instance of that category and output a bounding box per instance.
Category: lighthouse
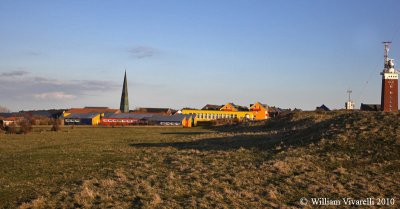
[380,42,399,112]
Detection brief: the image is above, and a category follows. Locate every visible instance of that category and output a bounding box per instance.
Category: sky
[1,0,400,111]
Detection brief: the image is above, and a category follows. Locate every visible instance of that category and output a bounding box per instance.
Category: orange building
[220,103,249,111]
[249,102,269,120]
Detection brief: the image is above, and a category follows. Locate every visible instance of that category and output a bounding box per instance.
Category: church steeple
[120,70,129,113]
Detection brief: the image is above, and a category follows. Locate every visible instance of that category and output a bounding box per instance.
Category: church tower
[381,42,399,112]
[120,71,129,113]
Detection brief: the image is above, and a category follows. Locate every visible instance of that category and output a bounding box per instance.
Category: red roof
[2,117,24,121]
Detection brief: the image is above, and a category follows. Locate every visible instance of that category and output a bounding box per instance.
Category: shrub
[51,119,61,132]
[5,123,17,134]
[0,125,4,134]
[19,119,32,134]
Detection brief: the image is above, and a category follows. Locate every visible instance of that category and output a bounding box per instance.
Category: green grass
[0,127,215,208]
[0,111,399,208]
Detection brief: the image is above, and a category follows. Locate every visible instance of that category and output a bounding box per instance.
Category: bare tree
[0,106,10,113]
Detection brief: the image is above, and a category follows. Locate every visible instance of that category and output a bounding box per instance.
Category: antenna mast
[347,89,352,101]
[383,41,391,69]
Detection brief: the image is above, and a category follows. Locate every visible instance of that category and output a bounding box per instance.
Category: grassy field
[0,111,399,208]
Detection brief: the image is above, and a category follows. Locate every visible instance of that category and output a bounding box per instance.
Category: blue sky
[1,0,400,111]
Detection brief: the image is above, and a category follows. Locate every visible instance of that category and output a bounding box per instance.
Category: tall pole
[383,41,391,69]
[347,90,352,101]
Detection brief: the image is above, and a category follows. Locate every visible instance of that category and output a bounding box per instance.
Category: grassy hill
[0,111,399,208]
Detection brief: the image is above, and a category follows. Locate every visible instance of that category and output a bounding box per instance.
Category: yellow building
[64,113,101,125]
[181,102,269,121]
[182,103,254,122]
[181,109,254,122]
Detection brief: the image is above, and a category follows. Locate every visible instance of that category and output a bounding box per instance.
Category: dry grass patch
[1,111,399,208]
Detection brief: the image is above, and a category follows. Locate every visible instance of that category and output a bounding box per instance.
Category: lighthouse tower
[380,42,399,112]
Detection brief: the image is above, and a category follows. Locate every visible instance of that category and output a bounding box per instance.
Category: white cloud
[34,92,76,100]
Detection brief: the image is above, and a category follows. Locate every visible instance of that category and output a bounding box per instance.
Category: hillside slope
[16,111,400,208]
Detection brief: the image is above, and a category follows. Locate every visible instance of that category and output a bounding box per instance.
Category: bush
[5,124,17,134]
[51,119,61,132]
[19,119,32,134]
[0,125,4,134]
[212,118,240,126]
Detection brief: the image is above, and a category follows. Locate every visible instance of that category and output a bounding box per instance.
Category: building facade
[182,102,271,121]
[147,114,197,127]
[249,102,269,120]
[181,109,254,122]
[64,113,101,125]
[182,102,264,122]
[101,113,149,126]
[0,117,24,126]
[345,101,355,110]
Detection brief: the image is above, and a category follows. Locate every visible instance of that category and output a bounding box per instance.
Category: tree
[19,119,32,134]
[0,106,10,113]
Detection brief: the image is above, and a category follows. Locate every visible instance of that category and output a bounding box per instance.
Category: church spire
[120,70,129,113]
